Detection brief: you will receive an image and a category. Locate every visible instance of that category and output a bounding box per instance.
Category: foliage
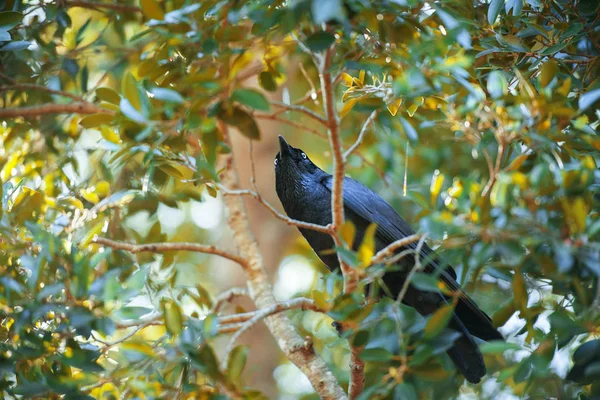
[0,0,599,399]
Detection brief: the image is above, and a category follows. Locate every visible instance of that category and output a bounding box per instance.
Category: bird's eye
[274,158,278,166]
[301,152,307,159]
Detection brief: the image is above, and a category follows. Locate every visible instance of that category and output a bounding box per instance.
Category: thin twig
[271,101,327,125]
[94,237,248,268]
[254,113,327,139]
[343,110,378,161]
[396,235,428,304]
[220,298,321,370]
[218,186,332,234]
[0,81,84,102]
[0,102,111,119]
[212,288,249,314]
[95,320,158,353]
[370,234,423,266]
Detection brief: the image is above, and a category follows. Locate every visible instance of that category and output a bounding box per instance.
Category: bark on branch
[0,102,111,119]
[94,237,248,268]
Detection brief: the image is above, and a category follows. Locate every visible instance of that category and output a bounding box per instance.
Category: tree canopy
[0,0,599,399]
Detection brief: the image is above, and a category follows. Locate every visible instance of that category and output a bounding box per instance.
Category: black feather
[274,136,503,383]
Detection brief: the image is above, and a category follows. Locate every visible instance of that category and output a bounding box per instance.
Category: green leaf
[227,345,248,387]
[232,88,270,111]
[424,302,455,339]
[487,70,508,99]
[488,0,504,25]
[120,98,146,124]
[393,383,418,400]
[79,113,114,128]
[410,273,441,293]
[0,41,29,52]
[505,0,523,16]
[217,105,260,139]
[0,11,22,30]
[311,0,344,25]
[579,88,600,112]
[305,31,336,52]
[96,87,121,104]
[161,299,184,336]
[399,117,418,141]
[480,340,522,354]
[150,87,185,104]
[359,347,394,362]
[81,64,88,92]
[258,71,277,92]
[56,9,72,28]
[0,30,10,41]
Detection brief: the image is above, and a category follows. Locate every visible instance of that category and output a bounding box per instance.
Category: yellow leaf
[352,77,363,88]
[557,77,572,97]
[359,69,365,84]
[539,60,558,88]
[512,172,528,189]
[79,113,114,129]
[407,103,419,117]
[140,0,164,20]
[121,72,141,111]
[506,153,528,172]
[386,98,403,116]
[447,178,463,198]
[340,220,356,248]
[100,126,122,144]
[121,341,156,356]
[96,87,121,105]
[340,97,360,118]
[341,72,354,87]
[358,223,377,267]
[312,290,330,310]
[430,170,445,205]
[81,220,105,247]
[95,180,110,197]
[230,51,253,80]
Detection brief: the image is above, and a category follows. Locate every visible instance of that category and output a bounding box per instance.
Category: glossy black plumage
[274,136,503,384]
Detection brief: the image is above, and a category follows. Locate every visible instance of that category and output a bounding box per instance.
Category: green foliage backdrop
[0,0,599,399]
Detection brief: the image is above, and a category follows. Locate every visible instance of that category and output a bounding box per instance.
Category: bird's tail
[446,315,486,384]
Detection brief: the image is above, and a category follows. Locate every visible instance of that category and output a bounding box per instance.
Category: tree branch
[254,113,327,139]
[370,233,423,266]
[0,74,85,102]
[0,102,111,119]
[218,121,347,399]
[220,298,322,369]
[218,186,332,234]
[63,0,141,13]
[212,288,249,314]
[93,237,248,268]
[319,46,358,295]
[271,101,327,125]
[343,110,378,162]
[348,345,365,399]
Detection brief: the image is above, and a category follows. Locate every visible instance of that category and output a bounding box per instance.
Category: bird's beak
[278,135,292,159]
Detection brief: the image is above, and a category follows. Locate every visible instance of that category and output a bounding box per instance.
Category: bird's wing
[323,176,501,339]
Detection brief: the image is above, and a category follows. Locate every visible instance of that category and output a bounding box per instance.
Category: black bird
[274,135,503,384]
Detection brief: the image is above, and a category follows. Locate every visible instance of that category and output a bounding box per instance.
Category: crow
[274,135,503,384]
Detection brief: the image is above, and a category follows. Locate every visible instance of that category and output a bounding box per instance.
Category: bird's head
[274,135,325,201]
